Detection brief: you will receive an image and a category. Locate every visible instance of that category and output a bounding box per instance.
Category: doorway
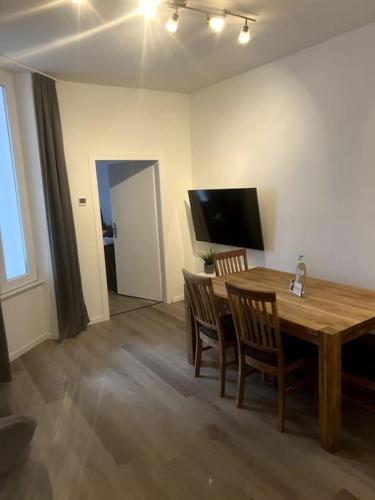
[95,160,164,317]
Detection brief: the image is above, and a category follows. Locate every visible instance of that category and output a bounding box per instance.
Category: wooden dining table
[184,267,375,453]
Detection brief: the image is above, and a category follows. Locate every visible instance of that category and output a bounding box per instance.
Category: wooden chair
[214,249,248,277]
[226,283,315,432]
[183,269,237,397]
[342,334,375,413]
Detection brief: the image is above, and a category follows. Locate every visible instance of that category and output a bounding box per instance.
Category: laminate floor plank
[2,300,375,500]
[108,291,158,317]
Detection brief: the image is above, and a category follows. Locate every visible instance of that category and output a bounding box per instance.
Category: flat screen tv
[188,188,264,250]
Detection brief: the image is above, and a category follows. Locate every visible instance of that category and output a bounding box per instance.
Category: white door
[110,165,163,301]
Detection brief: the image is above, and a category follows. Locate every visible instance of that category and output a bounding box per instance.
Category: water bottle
[296,255,306,289]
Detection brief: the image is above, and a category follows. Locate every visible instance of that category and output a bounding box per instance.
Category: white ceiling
[1,0,375,93]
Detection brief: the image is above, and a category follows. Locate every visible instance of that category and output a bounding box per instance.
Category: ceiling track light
[239,20,251,44]
[139,1,256,44]
[139,0,160,19]
[207,14,225,33]
[166,9,180,32]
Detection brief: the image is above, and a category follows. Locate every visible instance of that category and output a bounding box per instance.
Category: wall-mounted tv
[188,188,264,250]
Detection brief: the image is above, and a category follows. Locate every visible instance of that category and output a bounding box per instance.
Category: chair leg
[277,375,286,433]
[219,347,227,398]
[236,353,246,408]
[194,337,202,377]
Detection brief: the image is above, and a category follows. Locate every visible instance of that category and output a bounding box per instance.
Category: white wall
[57,82,193,321]
[191,23,375,289]
[1,71,58,360]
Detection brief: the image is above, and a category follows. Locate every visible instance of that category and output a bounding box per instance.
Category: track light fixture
[139,0,160,19]
[239,20,251,44]
[208,15,225,33]
[139,1,255,44]
[166,10,180,32]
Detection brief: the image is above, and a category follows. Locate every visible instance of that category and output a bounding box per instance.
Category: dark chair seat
[343,339,375,381]
[342,336,375,413]
[243,334,315,367]
[199,314,236,342]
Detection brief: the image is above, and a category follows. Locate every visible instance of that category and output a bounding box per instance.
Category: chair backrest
[226,283,282,359]
[183,269,220,332]
[214,249,248,277]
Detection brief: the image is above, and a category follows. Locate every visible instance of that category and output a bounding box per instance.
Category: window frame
[0,74,37,295]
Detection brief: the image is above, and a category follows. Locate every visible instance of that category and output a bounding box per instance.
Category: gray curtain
[32,73,89,340]
[0,302,11,382]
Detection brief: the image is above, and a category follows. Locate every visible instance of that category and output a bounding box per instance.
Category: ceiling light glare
[72,0,83,4]
[166,11,179,33]
[139,0,160,19]
[208,15,225,33]
[239,23,251,44]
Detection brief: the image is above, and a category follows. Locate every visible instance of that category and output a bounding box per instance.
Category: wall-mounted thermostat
[78,197,87,206]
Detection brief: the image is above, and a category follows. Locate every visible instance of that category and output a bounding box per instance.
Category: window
[0,83,36,293]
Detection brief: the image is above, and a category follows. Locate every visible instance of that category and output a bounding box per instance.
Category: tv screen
[188,188,264,250]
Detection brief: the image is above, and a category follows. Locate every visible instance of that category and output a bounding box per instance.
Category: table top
[212,267,375,341]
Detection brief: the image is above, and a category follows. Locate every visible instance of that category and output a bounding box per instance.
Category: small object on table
[199,248,216,275]
[289,279,304,297]
[289,255,307,297]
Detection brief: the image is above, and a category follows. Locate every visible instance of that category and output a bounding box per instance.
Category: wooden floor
[108,290,158,316]
[1,301,375,500]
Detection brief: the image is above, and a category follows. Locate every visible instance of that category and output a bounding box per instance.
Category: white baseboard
[8,316,109,361]
[9,332,50,361]
[170,295,184,303]
[89,315,109,325]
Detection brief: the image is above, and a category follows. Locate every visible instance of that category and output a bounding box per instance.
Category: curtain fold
[32,73,89,340]
[0,301,11,382]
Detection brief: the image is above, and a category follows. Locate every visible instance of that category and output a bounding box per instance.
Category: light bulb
[139,0,160,19]
[166,12,179,33]
[239,24,251,44]
[208,16,225,33]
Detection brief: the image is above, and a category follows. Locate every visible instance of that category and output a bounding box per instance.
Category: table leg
[319,328,342,453]
[184,285,196,365]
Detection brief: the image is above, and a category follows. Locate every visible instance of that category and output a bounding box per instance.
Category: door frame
[89,152,167,321]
